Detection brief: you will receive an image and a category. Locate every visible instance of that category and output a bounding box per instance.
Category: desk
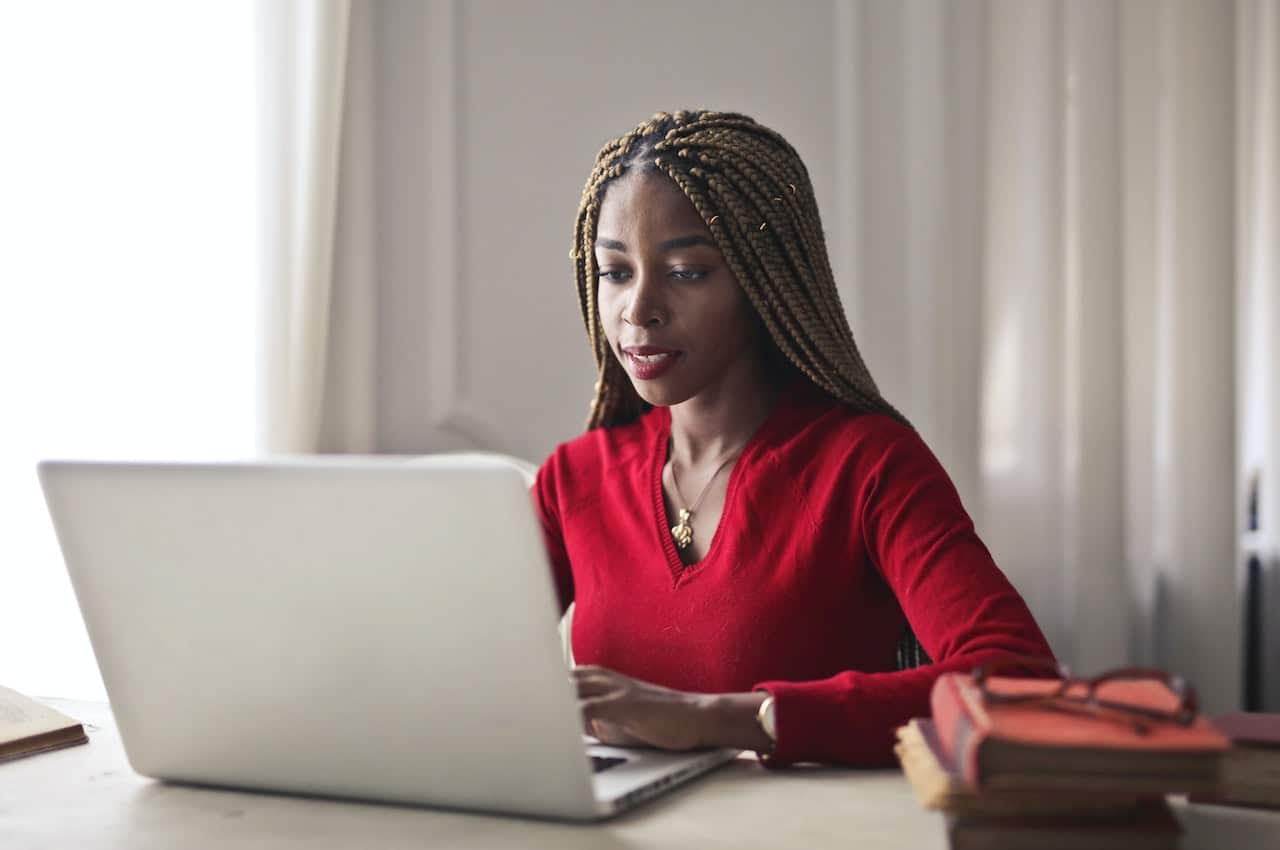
[4,700,1279,849]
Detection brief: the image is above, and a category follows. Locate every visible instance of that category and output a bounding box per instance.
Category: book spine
[930,674,985,788]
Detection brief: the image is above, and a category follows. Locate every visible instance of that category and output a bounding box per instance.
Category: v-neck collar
[647,376,810,587]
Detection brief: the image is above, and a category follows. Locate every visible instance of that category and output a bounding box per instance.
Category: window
[0,1,258,700]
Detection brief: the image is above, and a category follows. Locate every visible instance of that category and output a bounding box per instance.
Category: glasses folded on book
[970,655,1199,734]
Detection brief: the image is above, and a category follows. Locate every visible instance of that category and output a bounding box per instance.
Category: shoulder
[767,383,920,468]
[534,409,660,515]
[762,385,945,507]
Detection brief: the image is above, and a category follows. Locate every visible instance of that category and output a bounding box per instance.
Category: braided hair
[571,109,910,431]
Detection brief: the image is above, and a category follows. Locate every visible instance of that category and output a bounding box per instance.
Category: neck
[667,356,782,468]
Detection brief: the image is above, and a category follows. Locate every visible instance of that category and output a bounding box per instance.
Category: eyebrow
[594,235,717,253]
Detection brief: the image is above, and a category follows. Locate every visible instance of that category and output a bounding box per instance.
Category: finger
[574,676,620,698]
[585,717,615,744]
[590,718,649,748]
[570,666,612,683]
[585,717,607,741]
[579,694,624,721]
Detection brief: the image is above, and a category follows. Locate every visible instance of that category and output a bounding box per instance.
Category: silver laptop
[37,455,740,821]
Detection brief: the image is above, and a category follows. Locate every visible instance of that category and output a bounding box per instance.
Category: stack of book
[896,669,1231,849]
[1191,711,1280,810]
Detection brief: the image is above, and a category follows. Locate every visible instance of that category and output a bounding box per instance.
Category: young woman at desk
[533,110,1054,767]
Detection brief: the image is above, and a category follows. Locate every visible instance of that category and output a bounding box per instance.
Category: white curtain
[255,0,376,454]
[255,0,1279,712]
[1237,0,1280,706]
[851,0,1265,711]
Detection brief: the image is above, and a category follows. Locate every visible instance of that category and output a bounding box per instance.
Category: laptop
[37,455,740,821]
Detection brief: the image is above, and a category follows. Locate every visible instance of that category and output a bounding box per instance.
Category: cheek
[596,285,619,339]
[708,293,758,348]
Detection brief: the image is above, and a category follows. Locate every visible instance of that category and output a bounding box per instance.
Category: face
[594,173,764,408]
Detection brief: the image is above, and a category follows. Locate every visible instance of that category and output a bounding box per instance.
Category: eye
[596,269,631,283]
[670,267,707,281]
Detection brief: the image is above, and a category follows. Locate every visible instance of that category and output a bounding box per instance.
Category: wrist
[694,692,775,753]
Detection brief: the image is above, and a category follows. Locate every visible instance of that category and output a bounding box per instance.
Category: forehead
[596,173,706,240]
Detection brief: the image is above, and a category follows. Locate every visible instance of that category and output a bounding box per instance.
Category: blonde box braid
[571,110,910,432]
[569,111,929,670]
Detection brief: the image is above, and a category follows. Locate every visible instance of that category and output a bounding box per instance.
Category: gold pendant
[671,509,694,550]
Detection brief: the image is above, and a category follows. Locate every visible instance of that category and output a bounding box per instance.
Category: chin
[627,377,695,409]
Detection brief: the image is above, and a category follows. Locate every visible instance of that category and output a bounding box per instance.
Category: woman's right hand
[584,717,653,747]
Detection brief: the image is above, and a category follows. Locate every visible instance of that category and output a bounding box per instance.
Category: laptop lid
[38,456,610,820]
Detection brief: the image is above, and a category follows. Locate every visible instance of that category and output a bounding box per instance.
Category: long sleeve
[752,427,1055,767]
[532,448,575,616]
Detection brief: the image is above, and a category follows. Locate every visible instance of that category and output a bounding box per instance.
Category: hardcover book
[1191,711,1280,809]
[944,798,1181,850]
[929,671,1229,794]
[894,718,1149,817]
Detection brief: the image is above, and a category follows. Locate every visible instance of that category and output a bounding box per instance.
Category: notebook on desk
[37,455,739,821]
[0,685,88,763]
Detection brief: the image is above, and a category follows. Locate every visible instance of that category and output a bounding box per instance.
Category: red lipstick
[622,346,682,380]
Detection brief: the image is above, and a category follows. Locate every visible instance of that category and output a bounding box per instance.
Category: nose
[621,270,667,327]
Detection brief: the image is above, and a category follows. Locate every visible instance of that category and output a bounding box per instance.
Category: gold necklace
[668,450,740,551]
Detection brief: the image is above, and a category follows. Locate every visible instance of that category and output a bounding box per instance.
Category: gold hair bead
[708,215,719,225]
[772,196,784,203]
[759,221,768,231]
[789,183,798,194]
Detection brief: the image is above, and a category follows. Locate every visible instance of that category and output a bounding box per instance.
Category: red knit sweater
[533,377,1054,766]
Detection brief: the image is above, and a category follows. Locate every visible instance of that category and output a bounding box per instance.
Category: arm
[578,425,1049,762]
[533,449,574,616]
[750,427,1055,766]
[572,425,1052,763]
[573,665,775,753]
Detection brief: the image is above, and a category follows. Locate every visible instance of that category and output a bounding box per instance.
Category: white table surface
[3,699,1279,849]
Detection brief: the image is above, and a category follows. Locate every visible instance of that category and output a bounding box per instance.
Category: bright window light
[0,1,258,700]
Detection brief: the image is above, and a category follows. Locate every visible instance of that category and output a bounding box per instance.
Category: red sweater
[533,377,1054,766]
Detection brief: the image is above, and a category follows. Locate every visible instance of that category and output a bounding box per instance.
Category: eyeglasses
[971,655,1199,735]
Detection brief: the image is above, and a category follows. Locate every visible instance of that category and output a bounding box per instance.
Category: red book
[929,671,1229,794]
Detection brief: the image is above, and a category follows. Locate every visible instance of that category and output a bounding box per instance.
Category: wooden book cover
[945,798,1181,850]
[895,718,1148,818]
[930,672,1229,794]
[0,685,89,763]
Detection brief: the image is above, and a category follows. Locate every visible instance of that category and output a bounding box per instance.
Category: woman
[534,110,1053,767]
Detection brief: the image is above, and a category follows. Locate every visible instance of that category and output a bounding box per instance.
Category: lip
[622,345,681,356]
[620,345,683,380]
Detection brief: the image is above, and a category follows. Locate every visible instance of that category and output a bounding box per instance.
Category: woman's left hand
[572,665,709,751]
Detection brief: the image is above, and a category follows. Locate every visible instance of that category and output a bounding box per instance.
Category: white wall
[1237,0,1280,709]
[368,0,851,467]
[362,0,995,492]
